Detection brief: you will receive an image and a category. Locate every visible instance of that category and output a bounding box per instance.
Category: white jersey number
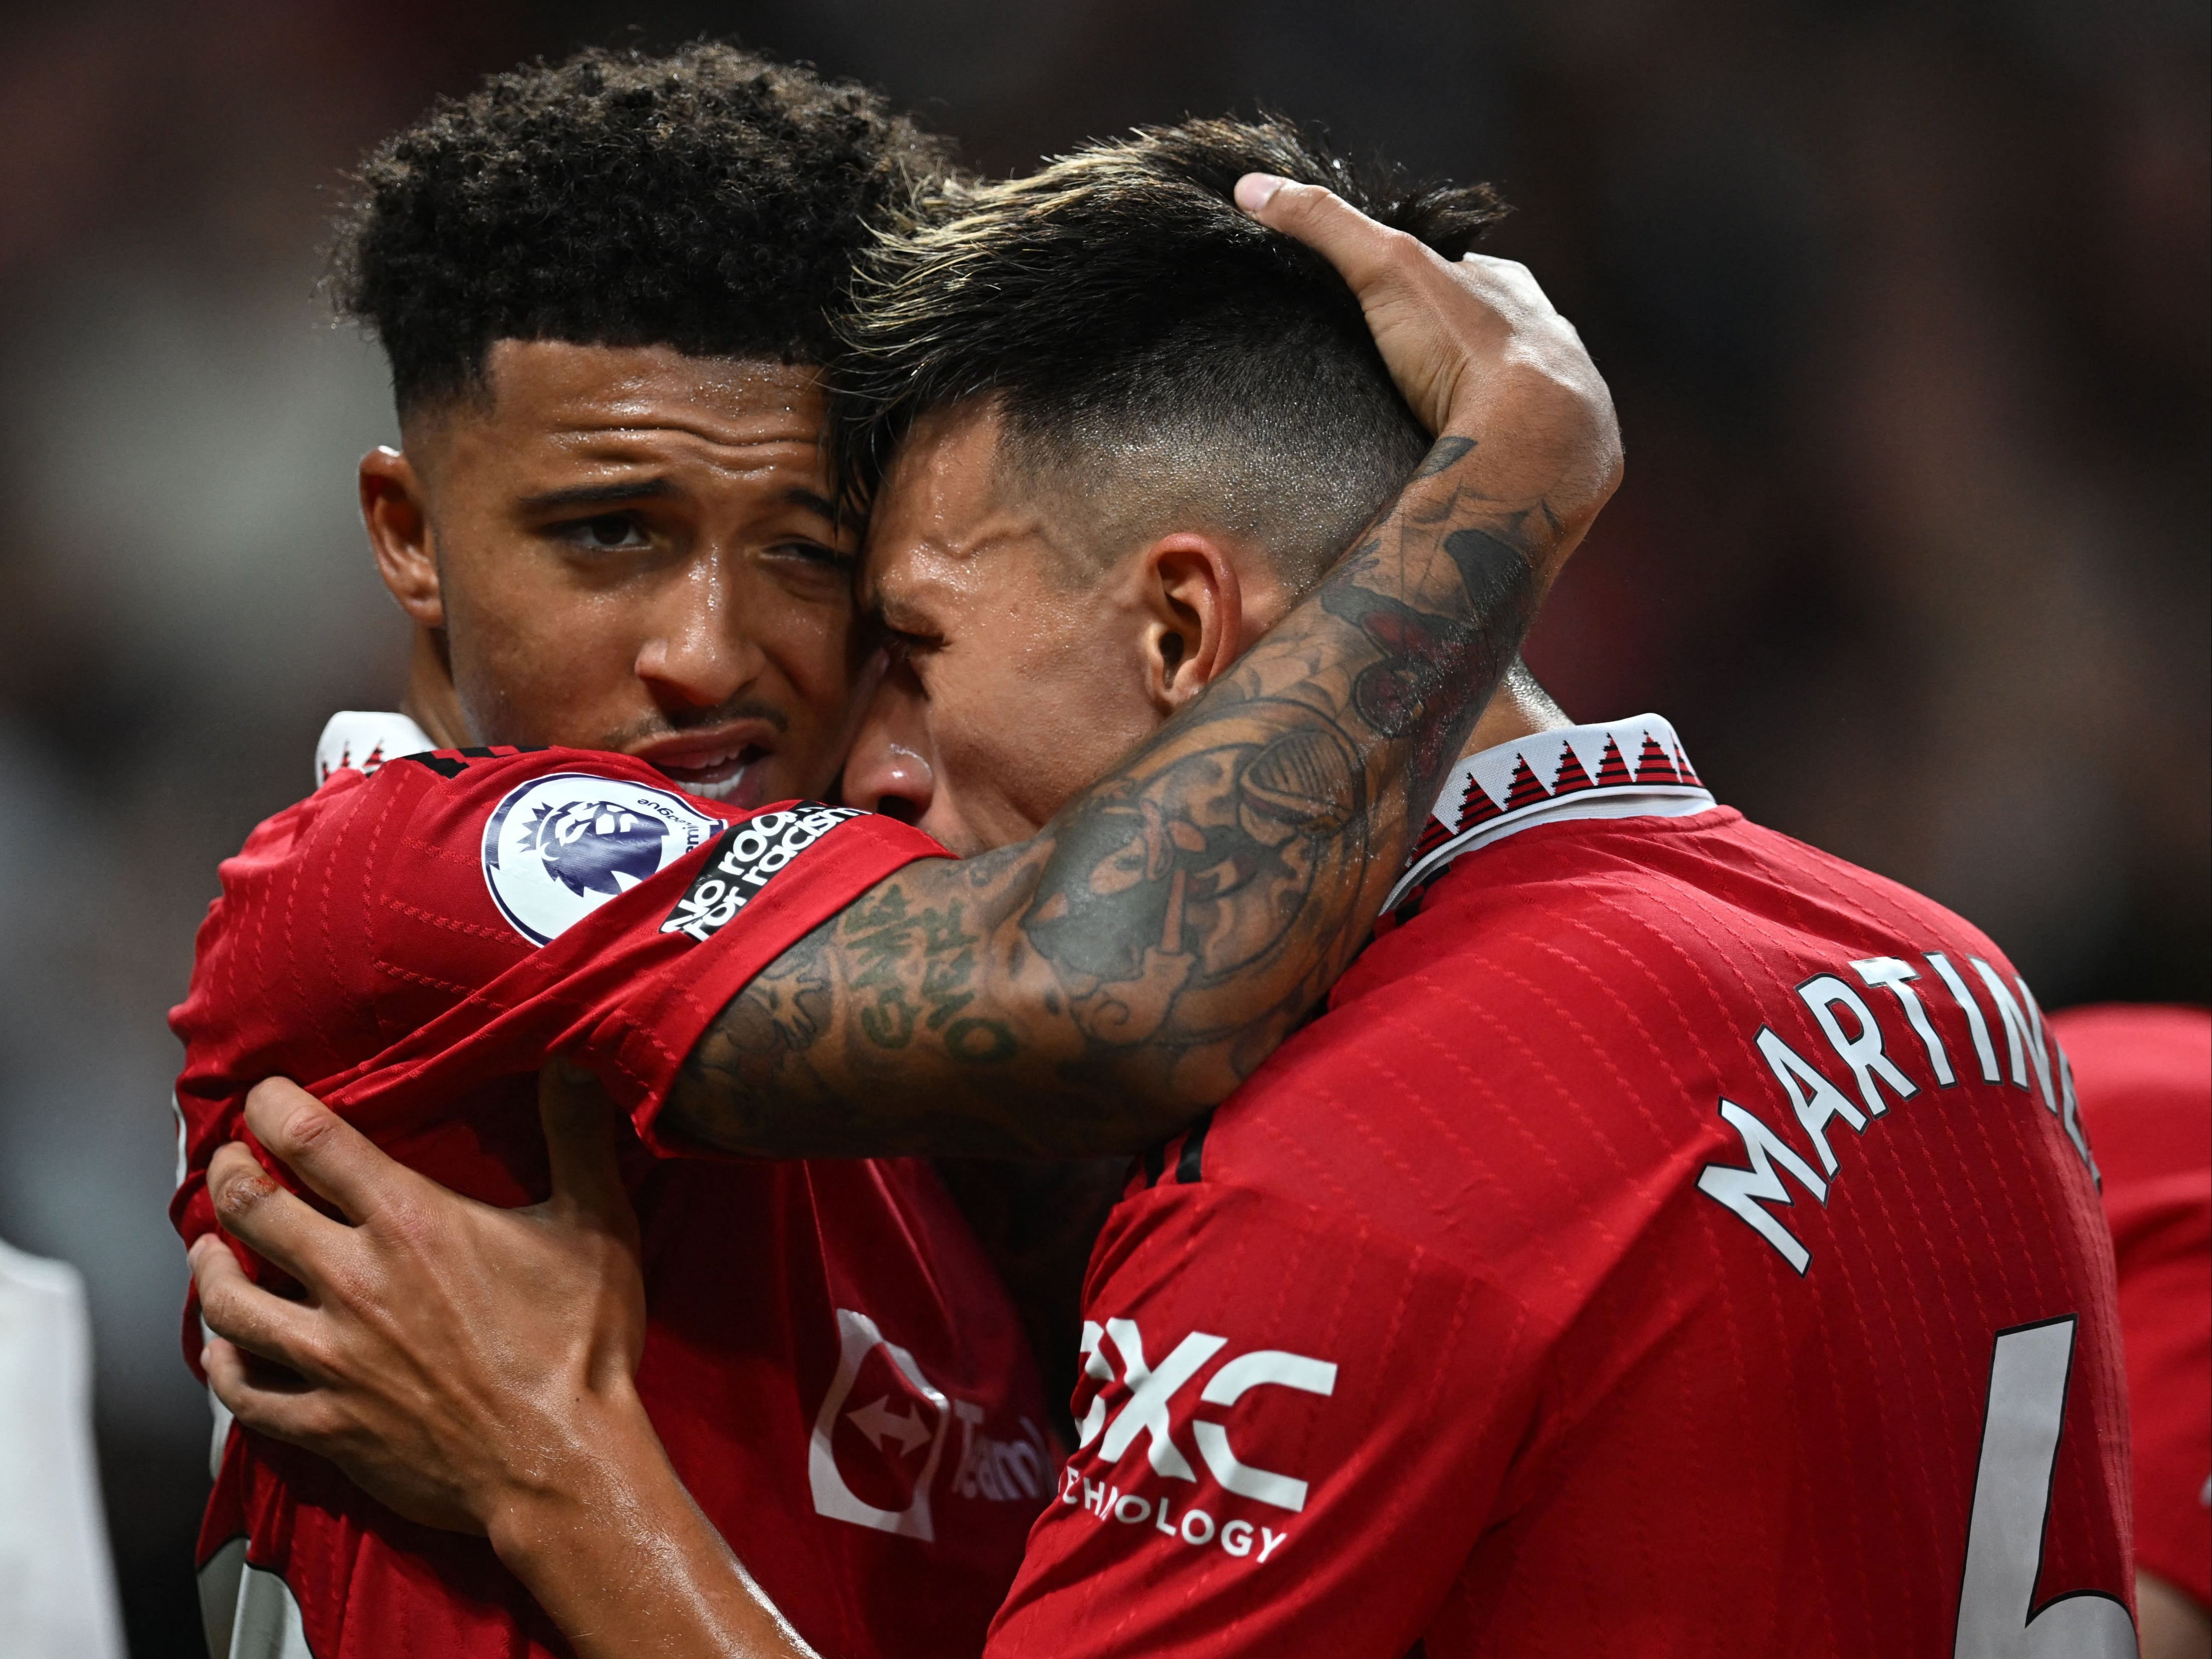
[1953,1317,2136,1659]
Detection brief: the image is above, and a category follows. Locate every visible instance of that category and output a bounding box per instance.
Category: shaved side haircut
[837,115,1506,590]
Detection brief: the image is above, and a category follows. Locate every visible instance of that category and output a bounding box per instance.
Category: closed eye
[882,626,941,659]
[765,539,857,575]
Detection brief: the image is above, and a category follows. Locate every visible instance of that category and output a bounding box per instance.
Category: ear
[360,446,444,629]
[1137,533,1247,714]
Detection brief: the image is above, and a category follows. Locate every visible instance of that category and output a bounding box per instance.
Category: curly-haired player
[324,43,946,797]
[179,46,1054,1659]
[172,46,1609,1659]
[333,43,948,412]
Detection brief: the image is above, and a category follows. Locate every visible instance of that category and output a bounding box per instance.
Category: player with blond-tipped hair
[171,53,1606,1659]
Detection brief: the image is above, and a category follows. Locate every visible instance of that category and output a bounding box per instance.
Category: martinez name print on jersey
[1696,950,2096,1273]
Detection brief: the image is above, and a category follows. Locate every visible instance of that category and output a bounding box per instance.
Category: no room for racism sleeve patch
[660,804,865,943]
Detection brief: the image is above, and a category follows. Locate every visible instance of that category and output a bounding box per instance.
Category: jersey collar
[313,710,434,789]
[1383,713,1717,913]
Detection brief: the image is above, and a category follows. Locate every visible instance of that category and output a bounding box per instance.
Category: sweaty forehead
[859,535,952,634]
[413,340,831,471]
[862,402,1083,622]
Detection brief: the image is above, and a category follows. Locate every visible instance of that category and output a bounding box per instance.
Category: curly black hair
[331,43,954,416]
[837,115,1505,588]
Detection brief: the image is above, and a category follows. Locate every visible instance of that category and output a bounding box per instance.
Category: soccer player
[2050,1004,2210,1659]
[176,67,1613,1659]
[178,48,1049,1659]
[193,124,2137,1658]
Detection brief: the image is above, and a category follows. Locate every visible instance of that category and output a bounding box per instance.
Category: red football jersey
[989,716,2136,1658]
[173,725,1053,1659]
[2050,1003,2210,1610]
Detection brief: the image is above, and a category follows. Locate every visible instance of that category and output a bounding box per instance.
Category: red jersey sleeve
[2051,1004,2212,1609]
[294,750,946,1153]
[984,1160,1544,1658]
[171,746,948,1367]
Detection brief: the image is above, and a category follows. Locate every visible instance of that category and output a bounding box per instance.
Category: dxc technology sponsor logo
[1059,1317,1337,1566]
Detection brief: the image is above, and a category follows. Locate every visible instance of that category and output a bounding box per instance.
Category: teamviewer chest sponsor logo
[1058,1317,1337,1567]
[659,804,862,943]
[483,773,721,946]
[807,1308,1050,1543]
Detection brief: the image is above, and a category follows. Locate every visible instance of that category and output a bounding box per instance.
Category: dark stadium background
[0,1,2201,1650]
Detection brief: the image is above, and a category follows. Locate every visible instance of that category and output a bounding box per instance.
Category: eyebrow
[515,480,841,525]
[869,586,932,634]
[780,487,840,525]
[516,478,682,514]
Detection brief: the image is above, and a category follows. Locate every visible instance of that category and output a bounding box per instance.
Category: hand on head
[189,1063,645,1536]
[1234,171,1623,584]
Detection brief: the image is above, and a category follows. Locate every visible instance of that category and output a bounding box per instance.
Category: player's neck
[1455,660,1572,771]
[400,628,473,750]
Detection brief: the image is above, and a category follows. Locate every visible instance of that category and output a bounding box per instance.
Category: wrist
[480,1383,807,1659]
[484,1379,666,1578]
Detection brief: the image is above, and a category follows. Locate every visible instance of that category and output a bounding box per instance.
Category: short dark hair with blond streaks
[837,115,1506,588]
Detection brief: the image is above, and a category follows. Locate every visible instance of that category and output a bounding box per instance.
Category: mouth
[632,729,779,810]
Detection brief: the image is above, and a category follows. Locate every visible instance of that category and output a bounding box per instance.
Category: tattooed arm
[668,182,1622,1161]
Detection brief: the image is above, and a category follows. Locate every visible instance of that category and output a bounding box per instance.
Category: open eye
[556,513,651,552]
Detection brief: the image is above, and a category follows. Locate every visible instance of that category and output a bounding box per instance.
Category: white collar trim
[1384,713,1716,911]
[314,710,435,789]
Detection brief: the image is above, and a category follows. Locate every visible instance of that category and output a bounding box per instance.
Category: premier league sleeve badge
[481,773,722,946]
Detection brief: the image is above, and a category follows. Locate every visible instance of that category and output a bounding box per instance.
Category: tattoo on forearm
[1413,434,1475,478]
[669,436,1540,1160]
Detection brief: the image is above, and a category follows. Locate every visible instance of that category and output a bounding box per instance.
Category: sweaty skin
[659,188,1619,1161]
[353,260,1600,1166]
[844,407,1305,857]
[365,345,870,809]
[661,423,1542,1158]
[192,178,1625,1659]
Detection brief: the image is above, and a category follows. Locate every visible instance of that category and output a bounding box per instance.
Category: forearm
[666,433,1541,1158]
[489,1388,818,1659]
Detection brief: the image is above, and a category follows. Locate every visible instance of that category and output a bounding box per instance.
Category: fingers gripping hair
[834,113,1507,590]
[1232,173,1430,294]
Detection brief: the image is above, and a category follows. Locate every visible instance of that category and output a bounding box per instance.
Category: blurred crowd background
[0,0,2202,1650]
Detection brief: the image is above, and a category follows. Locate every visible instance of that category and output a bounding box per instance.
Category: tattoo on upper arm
[671,439,1540,1160]
[705,928,831,1064]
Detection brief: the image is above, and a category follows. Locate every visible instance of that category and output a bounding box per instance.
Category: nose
[840,653,934,824]
[633,557,764,713]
